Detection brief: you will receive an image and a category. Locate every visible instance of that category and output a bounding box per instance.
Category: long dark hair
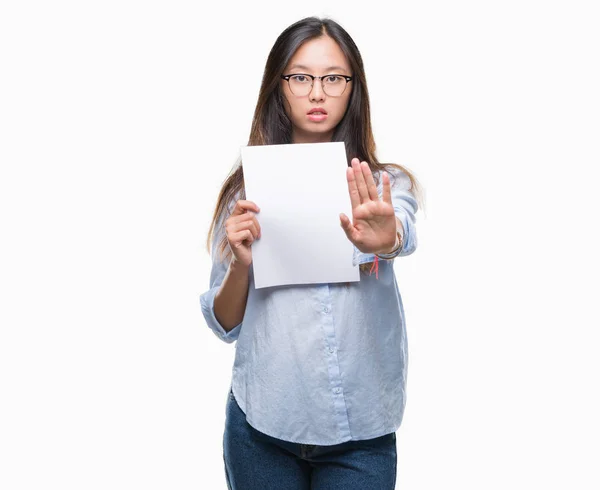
[205,16,424,275]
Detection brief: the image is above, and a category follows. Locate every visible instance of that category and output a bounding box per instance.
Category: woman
[200,16,423,490]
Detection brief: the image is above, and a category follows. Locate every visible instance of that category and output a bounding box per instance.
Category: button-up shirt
[199,168,418,445]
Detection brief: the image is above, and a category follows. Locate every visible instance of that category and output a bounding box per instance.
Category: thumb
[339,213,353,238]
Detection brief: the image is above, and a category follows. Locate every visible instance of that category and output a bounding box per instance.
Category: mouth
[307,111,328,122]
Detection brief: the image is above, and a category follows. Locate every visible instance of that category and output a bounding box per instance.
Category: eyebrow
[289,63,348,73]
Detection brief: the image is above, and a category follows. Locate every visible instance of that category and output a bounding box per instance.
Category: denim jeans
[223,388,397,489]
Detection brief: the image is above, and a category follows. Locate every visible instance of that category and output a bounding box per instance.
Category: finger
[231,229,254,245]
[229,210,257,227]
[361,161,379,201]
[346,164,361,210]
[381,171,392,205]
[225,211,260,231]
[252,215,262,238]
[352,159,369,203]
[245,214,261,238]
[231,200,260,216]
[230,219,259,239]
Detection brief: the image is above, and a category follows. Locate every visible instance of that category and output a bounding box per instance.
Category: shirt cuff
[199,287,243,344]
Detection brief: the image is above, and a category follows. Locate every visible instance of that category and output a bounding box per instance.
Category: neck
[292,129,334,144]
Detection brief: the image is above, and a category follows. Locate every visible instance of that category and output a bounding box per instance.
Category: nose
[309,79,325,102]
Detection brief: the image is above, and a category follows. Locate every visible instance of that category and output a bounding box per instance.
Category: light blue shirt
[200,168,418,445]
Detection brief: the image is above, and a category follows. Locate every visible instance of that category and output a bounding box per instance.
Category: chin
[305,122,333,132]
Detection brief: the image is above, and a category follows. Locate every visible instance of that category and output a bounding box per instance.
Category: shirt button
[329,347,335,353]
[334,387,341,394]
[323,306,330,313]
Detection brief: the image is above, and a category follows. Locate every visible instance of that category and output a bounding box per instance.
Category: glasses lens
[323,76,347,96]
[288,75,312,96]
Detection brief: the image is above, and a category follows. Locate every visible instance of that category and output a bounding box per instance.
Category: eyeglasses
[280,73,353,97]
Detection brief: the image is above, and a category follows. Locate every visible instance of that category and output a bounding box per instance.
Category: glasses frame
[280,73,353,97]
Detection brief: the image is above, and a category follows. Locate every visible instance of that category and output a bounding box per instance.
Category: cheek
[290,103,308,125]
[332,100,350,123]
[281,89,298,119]
[282,96,299,120]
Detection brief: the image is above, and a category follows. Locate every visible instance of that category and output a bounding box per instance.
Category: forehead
[285,36,350,73]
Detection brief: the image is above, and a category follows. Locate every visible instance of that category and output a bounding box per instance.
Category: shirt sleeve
[379,167,419,257]
[199,210,243,344]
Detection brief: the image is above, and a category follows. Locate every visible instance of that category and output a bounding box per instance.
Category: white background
[1,1,598,489]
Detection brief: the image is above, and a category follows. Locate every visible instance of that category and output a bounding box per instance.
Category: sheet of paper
[240,141,360,289]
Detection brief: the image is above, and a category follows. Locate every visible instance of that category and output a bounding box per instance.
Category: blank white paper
[240,141,360,289]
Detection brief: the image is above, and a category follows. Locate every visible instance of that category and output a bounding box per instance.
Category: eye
[292,75,309,83]
[325,75,341,83]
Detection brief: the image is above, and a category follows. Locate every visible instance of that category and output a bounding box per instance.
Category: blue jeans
[223,388,397,489]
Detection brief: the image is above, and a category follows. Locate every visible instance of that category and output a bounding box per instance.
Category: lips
[308,108,327,115]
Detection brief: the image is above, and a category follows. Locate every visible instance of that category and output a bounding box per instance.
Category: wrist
[377,231,400,254]
[375,230,403,258]
[230,257,250,274]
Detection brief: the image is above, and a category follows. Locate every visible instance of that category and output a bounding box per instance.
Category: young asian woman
[200,16,423,490]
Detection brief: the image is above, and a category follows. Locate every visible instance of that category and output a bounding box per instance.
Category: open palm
[340,158,397,254]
